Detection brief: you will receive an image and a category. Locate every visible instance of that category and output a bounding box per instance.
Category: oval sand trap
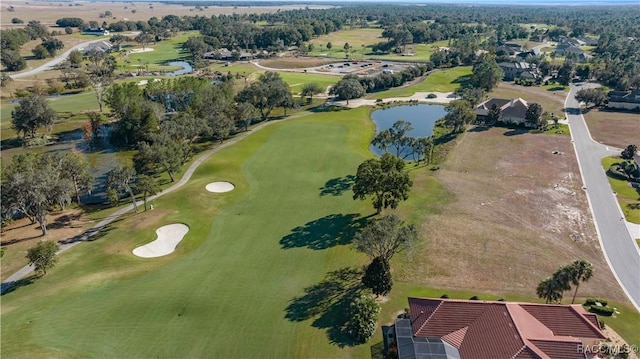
[132,224,189,258]
[206,181,235,193]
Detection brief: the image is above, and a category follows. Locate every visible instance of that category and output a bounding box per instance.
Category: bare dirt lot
[583,108,640,149]
[1,0,331,28]
[399,127,628,302]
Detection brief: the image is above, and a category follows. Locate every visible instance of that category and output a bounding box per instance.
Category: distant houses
[607,89,640,111]
[203,48,255,61]
[384,297,607,359]
[83,27,110,36]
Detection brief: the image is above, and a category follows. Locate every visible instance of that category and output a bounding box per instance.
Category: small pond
[370,104,447,157]
[166,61,193,76]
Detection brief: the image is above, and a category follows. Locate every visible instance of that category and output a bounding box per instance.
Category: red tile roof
[407,298,606,359]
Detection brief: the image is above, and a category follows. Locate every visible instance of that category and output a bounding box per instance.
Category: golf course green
[0,107,378,358]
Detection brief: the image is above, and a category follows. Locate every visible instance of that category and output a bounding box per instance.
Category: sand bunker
[129,48,155,54]
[206,181,235,193]
[132,224,189,258]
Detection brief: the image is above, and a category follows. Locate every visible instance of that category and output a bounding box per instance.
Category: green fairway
[0,107,378,358]
[368,66,472,99]
[278,72,339,94]
[116,32,197,73]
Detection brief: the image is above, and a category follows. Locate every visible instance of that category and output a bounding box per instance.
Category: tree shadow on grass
[280,213,369,250]
[320,175,356,196]
[285,267,363,347]
[1,275,37,296]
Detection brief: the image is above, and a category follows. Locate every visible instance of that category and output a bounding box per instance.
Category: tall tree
[352,153,413,214]
[568,260,593,304]
[300,82,324,103]
[134,32,154,50]
[329,75,365,105]
[133,134,187,183]
[470,54,503,91]
[86,49,116,112]
[552,265,574,303]
[106,166,138,212]
[26,241,60,276]
[11,94,57,138]
[536,277,563,304]
[346,295,380,344]
[362,256,393,297]
[1,49,26,71]
[109,34,129,51]
[60,152,94,205]
[135,175,159,211]
[232,102,258,132]
[236,71,292,121]
[353,214,418,262]
[443,100,475,134]
[557,59,576,86]
[525,103,544,128]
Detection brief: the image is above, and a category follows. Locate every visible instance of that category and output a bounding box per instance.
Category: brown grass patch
[0,1,331,28]
[0,209,93,280]
[259,58,339,69]
[489,82,567,118]
[583,108,640,149]
[398,127,628,302]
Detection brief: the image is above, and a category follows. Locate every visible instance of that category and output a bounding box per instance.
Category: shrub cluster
[588,305,615,316]
[584,298,608,307]
[358,65,430,93]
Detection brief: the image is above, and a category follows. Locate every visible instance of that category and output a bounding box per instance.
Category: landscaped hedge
[584,298,608,307]
[588,305,615,316]
[607,165,628,181]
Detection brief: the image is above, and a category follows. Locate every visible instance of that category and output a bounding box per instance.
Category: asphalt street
[565,84,640,311]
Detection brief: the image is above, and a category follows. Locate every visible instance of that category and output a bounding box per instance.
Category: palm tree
[569,260,594,304]
[537,277,563,304]
[552,265,574,303]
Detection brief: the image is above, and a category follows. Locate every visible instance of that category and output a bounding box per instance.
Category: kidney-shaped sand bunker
[132,224,190,258]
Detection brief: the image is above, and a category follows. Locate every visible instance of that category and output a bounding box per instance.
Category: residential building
[385,297,607,359]
[81,41,113,55]
[498,62,539,81]
[607,89,640,110]
[83,27,110,36]
[475,98,531,126]
[530,34,550,43]
[203,48,253,61]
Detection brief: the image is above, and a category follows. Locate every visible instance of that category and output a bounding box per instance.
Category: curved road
[565,84,640,311]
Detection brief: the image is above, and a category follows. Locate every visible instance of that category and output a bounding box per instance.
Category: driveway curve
[565,83,640,311]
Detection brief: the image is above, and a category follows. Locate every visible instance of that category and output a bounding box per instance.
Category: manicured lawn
[0,106,378,358]
[368,66,472,99]
[602,157,640,224]
[278,72,339,94]
[117,31,197,72]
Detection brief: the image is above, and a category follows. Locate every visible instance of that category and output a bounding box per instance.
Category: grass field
[583,108,640,149]
[308,28,384,51]
[602,157,640,224]
[2,103,638,356]
[368,66,472,99]
[278,72,339,94]
[0,106,377,358]
[117,32,196,72]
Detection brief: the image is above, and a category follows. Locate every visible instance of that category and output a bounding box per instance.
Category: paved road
[9,32,138,80]
[565,84,640,311]
[1,114,304,290]
[9,38,107,80]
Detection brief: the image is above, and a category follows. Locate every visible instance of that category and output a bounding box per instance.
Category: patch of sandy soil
[132,223,189,258]
[398,127,628,302]
[128,48,155,54]
[0,210,92,281]
[583,108,640,149]
[206,181,235,193]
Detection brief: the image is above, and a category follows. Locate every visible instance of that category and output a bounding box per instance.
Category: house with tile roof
[474,98,533,126]
[385,297,607,359]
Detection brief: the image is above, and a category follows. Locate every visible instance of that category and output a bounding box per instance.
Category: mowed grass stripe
[1,108,375,358]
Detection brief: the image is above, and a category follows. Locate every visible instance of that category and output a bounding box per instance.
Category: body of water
[166,61,193,76]
[370,104,446,157]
